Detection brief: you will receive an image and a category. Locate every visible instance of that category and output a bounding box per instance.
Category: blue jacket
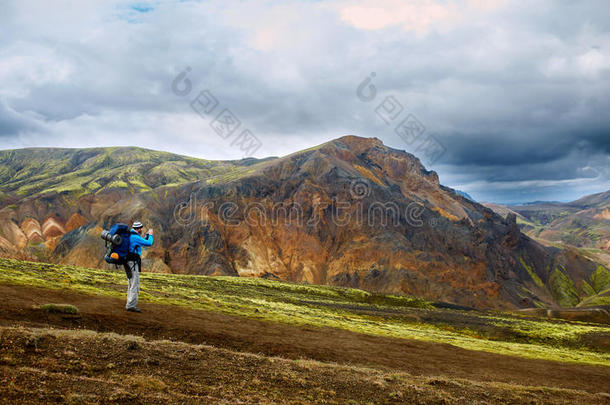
[129,230,153,256]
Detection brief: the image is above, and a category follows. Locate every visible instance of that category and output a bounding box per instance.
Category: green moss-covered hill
[0,147,272,204]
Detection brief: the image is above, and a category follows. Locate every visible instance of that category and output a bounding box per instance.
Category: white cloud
[336,0,455,33]
[332,0,510,34]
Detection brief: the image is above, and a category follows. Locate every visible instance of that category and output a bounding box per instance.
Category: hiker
[124,221,153,313]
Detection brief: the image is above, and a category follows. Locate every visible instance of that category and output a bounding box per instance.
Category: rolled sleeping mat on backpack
[101,230,122,245]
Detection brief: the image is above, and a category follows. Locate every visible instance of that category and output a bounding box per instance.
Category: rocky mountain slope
[1,136,607,309]
[484,192,610,279]
[503,191,610,251]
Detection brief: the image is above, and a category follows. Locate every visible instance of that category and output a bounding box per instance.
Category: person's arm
[131,234,153,247]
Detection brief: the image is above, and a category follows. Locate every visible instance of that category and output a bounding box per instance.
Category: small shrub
[40,303,79,314]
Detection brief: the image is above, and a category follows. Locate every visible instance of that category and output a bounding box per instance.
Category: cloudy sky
[1,0,609,203]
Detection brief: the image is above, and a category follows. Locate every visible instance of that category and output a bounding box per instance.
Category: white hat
[132,221,143,229]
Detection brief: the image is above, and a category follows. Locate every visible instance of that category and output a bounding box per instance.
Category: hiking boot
[126,307,142,313]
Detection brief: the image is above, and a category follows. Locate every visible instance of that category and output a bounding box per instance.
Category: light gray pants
[125,260,140,309]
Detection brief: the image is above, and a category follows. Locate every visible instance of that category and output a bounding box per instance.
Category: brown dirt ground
[2,326,609,405]
[0,283,609,402]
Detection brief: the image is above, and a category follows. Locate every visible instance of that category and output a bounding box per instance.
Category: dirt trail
[5,327,608,404]
[1,283,608,394]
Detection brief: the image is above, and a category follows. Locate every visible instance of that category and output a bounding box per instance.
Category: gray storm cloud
[0,0,609,203]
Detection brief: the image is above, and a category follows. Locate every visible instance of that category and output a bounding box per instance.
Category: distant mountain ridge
[516,200,563,206]
[503,191,610,250]
[1,136,608,309]
[484,192,610,305]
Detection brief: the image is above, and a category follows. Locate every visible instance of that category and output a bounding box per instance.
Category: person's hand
[147,228,153,236]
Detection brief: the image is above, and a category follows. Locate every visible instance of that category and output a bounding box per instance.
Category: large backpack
[103,223,132,265]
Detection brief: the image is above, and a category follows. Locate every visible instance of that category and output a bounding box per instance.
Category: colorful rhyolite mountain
[1,136,608,309]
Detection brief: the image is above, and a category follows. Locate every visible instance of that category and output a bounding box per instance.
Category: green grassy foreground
[0,258,608,366]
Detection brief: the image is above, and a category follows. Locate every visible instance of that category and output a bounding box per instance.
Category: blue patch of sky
[115,2,159,23]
